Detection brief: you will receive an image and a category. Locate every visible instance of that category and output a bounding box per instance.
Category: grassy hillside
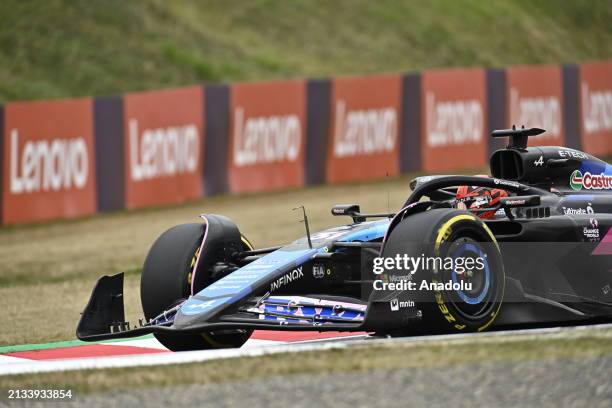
[0,0,611,102]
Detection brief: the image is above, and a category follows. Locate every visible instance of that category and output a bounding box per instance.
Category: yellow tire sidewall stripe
[432,213,504,332]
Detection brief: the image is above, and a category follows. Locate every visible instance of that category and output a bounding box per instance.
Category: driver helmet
[455,175,508,219]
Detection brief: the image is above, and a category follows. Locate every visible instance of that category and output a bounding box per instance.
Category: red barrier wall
[421,68,487,172]
[580,61,612,156]
[2,99,96,224]
[326,74,401,183]
[228,80,306,193]
[2,60,611,226]
[123,86,204,209]
[506,65,564,147]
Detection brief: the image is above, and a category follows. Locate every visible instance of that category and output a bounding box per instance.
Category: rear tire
[141,223,252,351]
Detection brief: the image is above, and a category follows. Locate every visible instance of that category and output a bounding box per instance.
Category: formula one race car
[77,127,612,350]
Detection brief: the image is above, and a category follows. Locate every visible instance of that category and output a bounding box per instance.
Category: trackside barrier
[326,74,402,183]
[506,65,565,148]
[305,79,331,185]
[95,86,206,211]
[562,65,582,151]
[0,60,610,225]
[204,84,230,195]
[486,69,507,156]
[579,61,612,156]
[2,98,97,225]
[420,68,488,172]
[94,96,124,212]
[400,73,422,173]
[227,80,307,194]
[121,86,205,209]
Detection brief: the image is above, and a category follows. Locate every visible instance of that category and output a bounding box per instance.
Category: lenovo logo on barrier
[425,92,483,147]
[9,129,89,194]
[582,84,612,134]
[510,88,561,137]
[333,100,397,158]
[129,119,199,182]
[233,107,301,167]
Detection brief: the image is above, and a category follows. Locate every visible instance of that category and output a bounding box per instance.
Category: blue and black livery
[77,127,612,351]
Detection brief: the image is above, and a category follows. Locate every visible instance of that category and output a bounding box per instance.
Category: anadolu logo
[570,169,612,191]
[570,170,583,191]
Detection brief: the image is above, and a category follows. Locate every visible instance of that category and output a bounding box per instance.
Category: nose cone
[173,296,229,329]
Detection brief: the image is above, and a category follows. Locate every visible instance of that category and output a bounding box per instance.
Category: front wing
[76,273,422,341]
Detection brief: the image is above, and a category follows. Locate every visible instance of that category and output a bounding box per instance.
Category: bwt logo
[233,107,301,167]
[129,119,199,182]
[333,100,397,158]
[582,83,612,134]
[9,129,89,194]
[426,92,483,147]
[510,88,561,138]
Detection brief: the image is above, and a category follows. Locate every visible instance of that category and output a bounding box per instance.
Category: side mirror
[331,204,364,223]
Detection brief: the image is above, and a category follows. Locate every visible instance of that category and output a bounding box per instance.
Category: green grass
[0,0,611,102]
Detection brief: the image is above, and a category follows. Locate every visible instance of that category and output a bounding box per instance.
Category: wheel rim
[442,235,499,321]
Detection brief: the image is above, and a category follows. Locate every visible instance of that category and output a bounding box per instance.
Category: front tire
[141,222,252,351]
[382,209,505,334]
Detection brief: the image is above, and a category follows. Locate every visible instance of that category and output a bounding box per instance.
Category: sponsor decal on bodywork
[313,264,325,279]
[562,202,594,215]
[270,267,304,291]
[570,170,612,191]
[583,218,601,242]
[559,149,588,160]
[493,179,520,189]
[389,298,415,311]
